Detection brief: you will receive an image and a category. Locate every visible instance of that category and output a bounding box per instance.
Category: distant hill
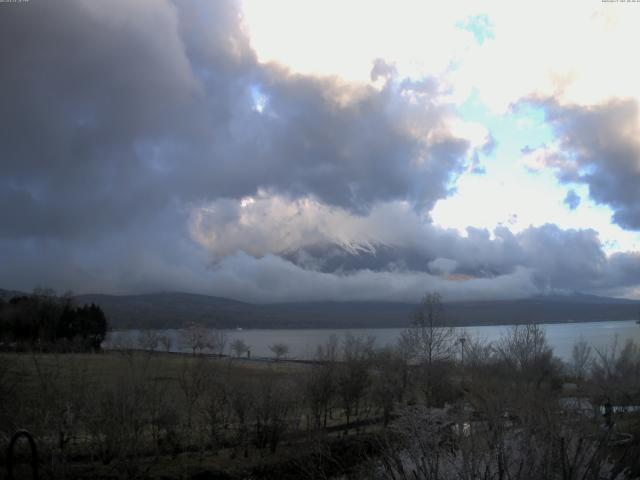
[2,288,640,330]
[0,289,26,301]
[74,292,262,329]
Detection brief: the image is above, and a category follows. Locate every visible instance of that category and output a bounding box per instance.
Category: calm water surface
[106,320,640,361]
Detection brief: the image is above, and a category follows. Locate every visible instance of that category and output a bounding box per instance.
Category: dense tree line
[0,289,107,351]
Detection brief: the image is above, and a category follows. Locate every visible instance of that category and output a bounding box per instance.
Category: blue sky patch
[457,14,495,45]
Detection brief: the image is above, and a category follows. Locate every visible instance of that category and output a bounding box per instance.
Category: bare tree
[336,333,374,431]
[206,329,227,357]
[145,375,174,454]
[404,292,458,406]
[496,323,552,369]
[269,342,289,361]
[304,336,339,430]
[592,337,640,407]
[253,377,295,453]
[227,381,254,458]
[158,334,173,353]
[231,338,249,358]
[201,380,230,453]
[374,406,455,480]
[371,347,404,426]
[460,331,494,370]
[179,323,210,356]
[177,357,211,431]
[495,322,559,389]
[592,335,620,382]
[614,338,640,380]
[137,330,159,353]
[395,331,415,399]
[372,399,624,480]
[304,366,334,431]
[406,292,457,367]
[570,338,592,381]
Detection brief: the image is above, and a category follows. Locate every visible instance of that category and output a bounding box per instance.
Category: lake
[105,319,640,361]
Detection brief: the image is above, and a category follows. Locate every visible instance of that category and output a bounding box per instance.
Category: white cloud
[190,191,428,258]
[450,1,640,111]
[242,0,640,111]
[241,0,480,84]
[4,0,640,301]
[208,252,539,303]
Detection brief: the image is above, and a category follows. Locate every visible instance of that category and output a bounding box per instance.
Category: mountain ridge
[2,288,640,330]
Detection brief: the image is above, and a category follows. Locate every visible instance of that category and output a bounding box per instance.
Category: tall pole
[459,336,466,389]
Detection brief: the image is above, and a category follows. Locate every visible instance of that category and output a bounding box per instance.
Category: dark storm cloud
[533,98,640,230]
[0,0,471,234]
[0,0,477,294]
[204,252,539,303]
[0,0,205,239]
[193,192,640,299]
[200,224,640,303]
[0,210,214,296]
[251,68,471,212]
[603,251,640,293]
[515,224,607,292]
[287,224,609,294]
[2,1,638,301]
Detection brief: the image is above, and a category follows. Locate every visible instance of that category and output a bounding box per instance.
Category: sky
[1,0,640,303]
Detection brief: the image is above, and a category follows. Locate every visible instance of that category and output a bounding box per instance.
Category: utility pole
[459,336,466,389]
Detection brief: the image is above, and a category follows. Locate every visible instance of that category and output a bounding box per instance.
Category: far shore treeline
[3,288,640,331]
[0,289,107,352]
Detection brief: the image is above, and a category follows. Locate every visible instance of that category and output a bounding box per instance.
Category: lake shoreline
[105,319,640,362]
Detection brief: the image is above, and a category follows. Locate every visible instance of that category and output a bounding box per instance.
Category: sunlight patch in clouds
[241,0,480,83]
[432,101,640,253]
[190,192,425,258]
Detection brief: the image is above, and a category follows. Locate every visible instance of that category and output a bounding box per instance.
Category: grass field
[0,350,382,479]
[5,336,638,479]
